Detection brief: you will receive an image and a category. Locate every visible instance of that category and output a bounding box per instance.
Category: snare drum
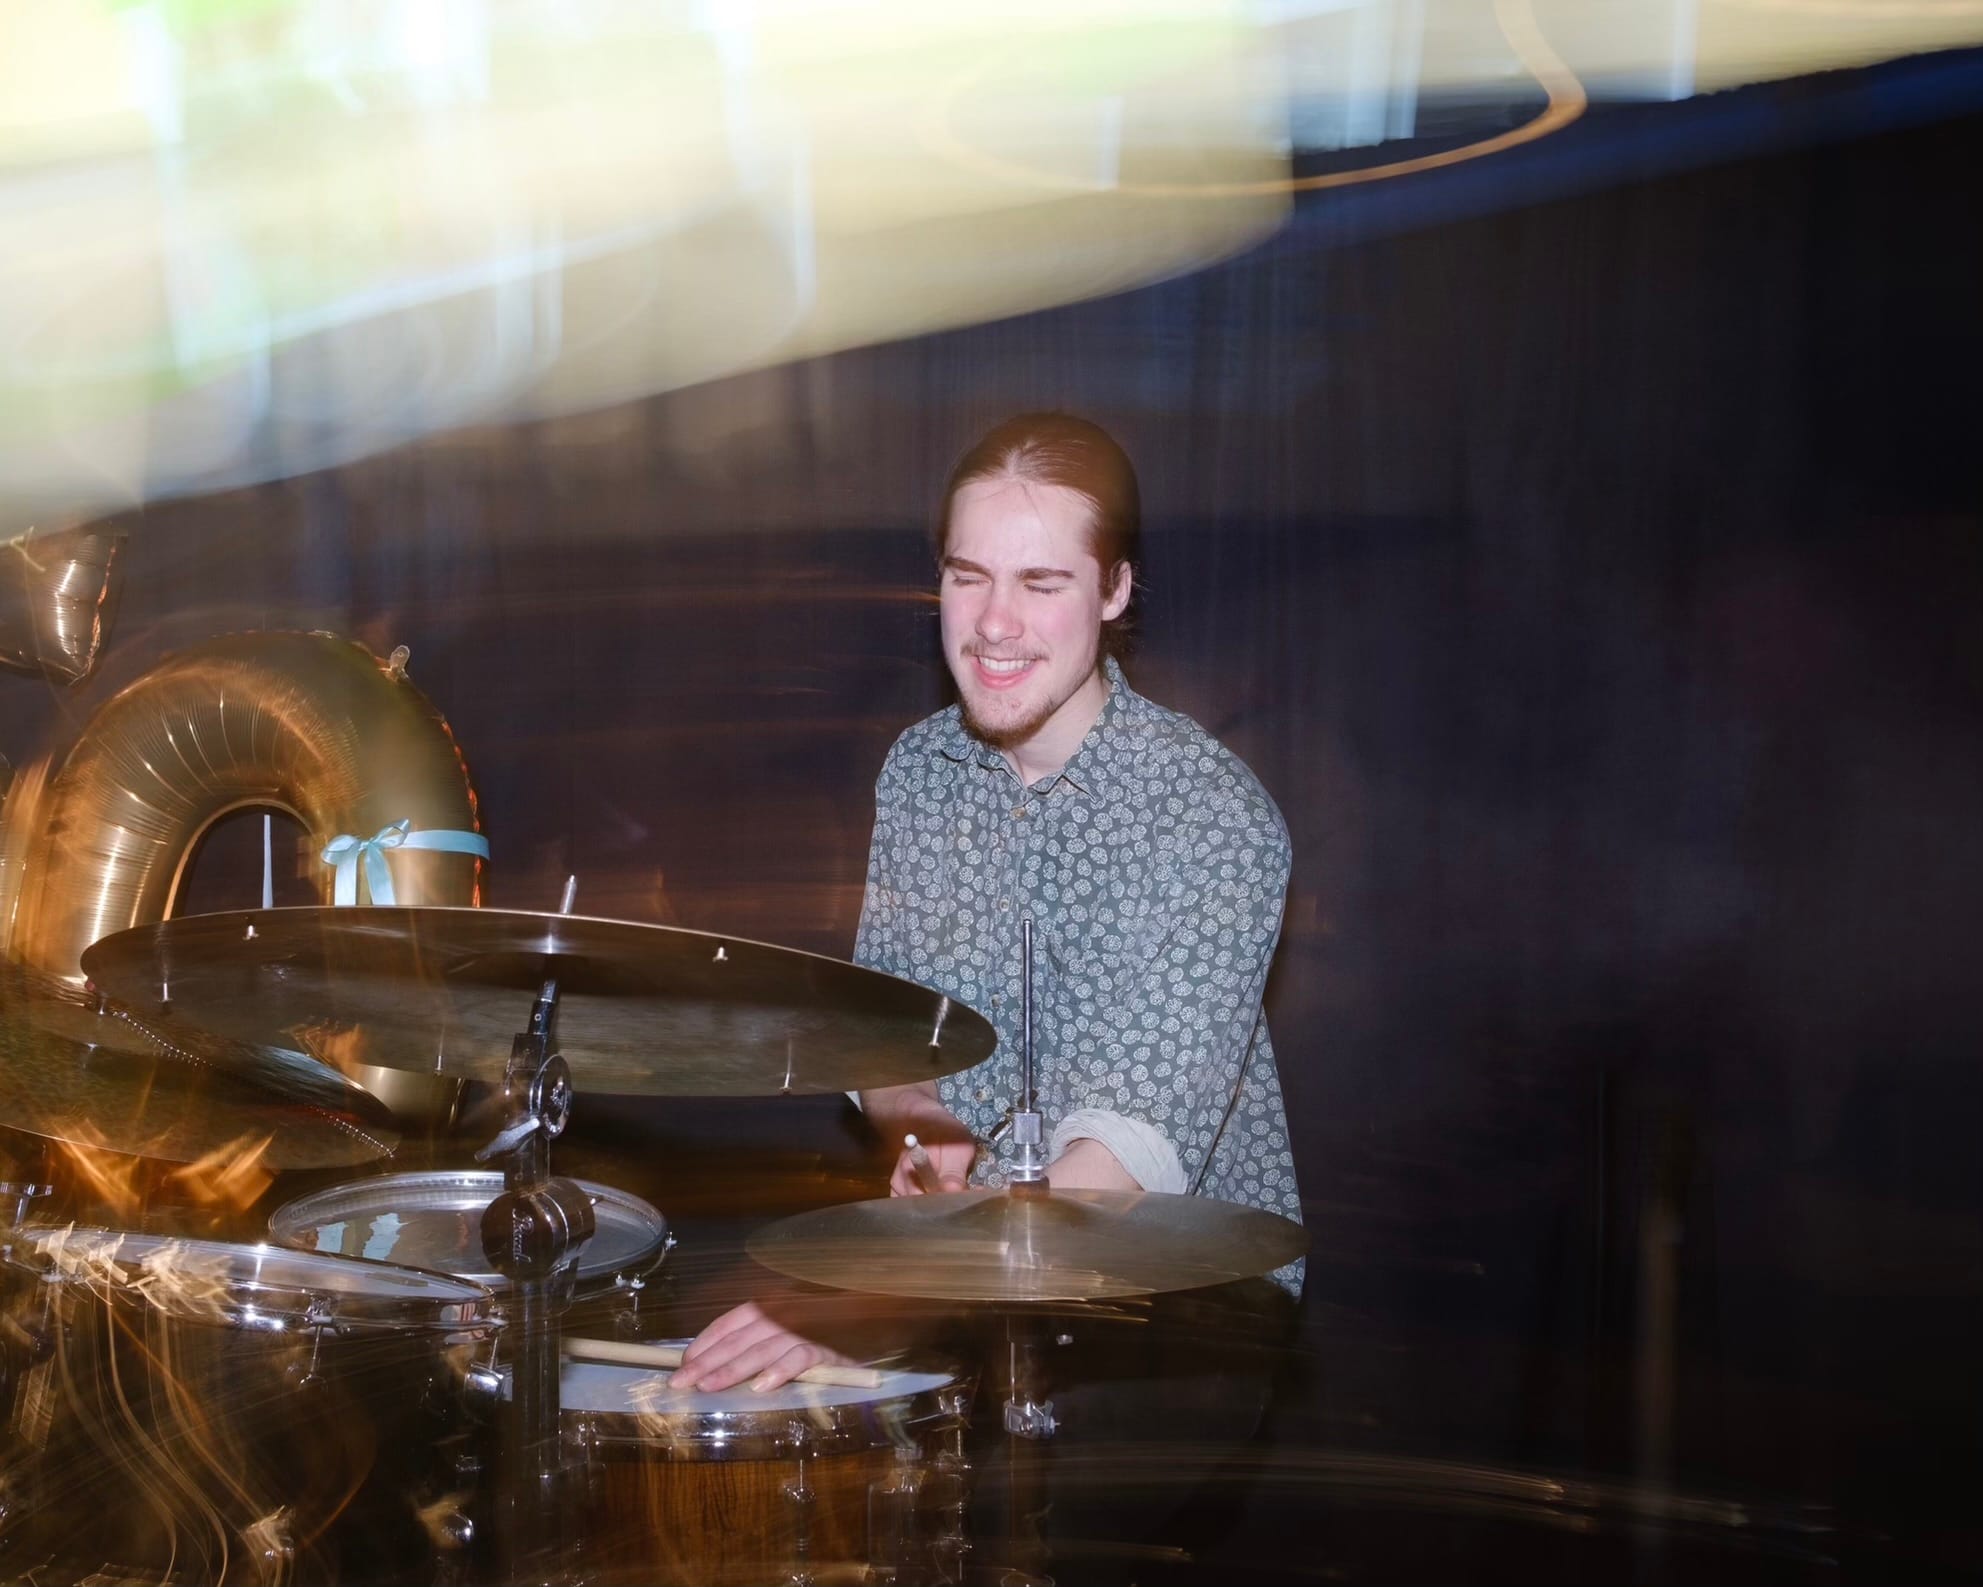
[269,1170,672,1326]
[0,1225,496,1586]
[556,1350,972,1586]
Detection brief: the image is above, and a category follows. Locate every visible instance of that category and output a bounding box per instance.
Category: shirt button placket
[984,780,1011,1013]
[1000,791,1028,1027]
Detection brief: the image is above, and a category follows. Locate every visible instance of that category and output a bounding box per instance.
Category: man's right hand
[889,1132,975,1196]
[860,1081,977,1196]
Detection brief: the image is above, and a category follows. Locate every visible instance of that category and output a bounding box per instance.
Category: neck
[1002,664,1111,787]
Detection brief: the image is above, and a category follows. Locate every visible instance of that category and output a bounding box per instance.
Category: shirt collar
[935,656,1132,799]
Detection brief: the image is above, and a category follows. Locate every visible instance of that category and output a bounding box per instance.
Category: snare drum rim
[266,1169,671,1293]
[7,1224,500,1334]
[560,1356,973,1462]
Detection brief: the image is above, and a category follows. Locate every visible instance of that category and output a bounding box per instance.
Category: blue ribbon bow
[321,820,490,907]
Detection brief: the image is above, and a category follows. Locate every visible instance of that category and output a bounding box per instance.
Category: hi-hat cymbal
[0,964,398,1169]
[746,1187,1308,1302]
[81,907,994,1097]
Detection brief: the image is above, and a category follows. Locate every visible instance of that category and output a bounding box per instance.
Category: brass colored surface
[0,631,484,1122]
[747,1187,1308,1301]
[0,964,397,1168]
[82,906,995,1096]
[6,633,485,981]
[0,525,120,685]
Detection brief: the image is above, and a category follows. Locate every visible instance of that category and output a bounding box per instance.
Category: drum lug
[932,1388,976,1585]
[612,1271,647,1335]
[284,1320,331,1393]
[457,1359,506,1424]
[867,1445,926,1586]
[566,1414,605,1507]
[781,1421,818,1587]
[415,1487,478,1587]
[434,1503,476,1555]
[242,1507,296,1582]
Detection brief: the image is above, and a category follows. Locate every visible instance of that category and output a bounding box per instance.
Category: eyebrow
[942,556,1079,581]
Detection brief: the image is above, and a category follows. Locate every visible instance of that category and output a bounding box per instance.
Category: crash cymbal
[0,964,398,1169]
[81,907,994,1097]
[746,1186,1308,1302]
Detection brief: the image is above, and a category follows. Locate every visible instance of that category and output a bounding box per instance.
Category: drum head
[560,1356,956,1416]
[269,1169,670,1291]
[13,1224,493,1328]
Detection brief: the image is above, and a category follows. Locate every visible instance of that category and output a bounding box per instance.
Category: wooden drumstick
[903,1133,945,1193]
[561,1336,884,1389]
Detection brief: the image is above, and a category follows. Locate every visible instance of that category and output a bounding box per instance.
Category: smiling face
[939,476,1132,780]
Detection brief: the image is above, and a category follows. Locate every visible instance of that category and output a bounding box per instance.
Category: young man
[677,412,1302,1392]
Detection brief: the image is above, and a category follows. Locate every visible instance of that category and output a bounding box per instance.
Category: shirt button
[1012,806,1027,819]
[998,897,1010,911]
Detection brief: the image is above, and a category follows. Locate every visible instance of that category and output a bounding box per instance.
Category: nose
[976,581,1021,645]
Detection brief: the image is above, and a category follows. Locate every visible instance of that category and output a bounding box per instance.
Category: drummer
[675,411,1303,1392]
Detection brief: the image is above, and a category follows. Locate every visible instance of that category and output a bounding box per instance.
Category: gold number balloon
[0,526,121,685]
[0,630,485,1122]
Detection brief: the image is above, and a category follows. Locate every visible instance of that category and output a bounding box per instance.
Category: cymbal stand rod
[1021,915,1035,1114]
[479,879,597,1585]
[1007,917,1048,1186]
[1001,1312,1058,1583]
[0,1137,55,1230]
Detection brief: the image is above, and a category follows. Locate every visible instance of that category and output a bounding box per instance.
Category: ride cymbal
[81,907,994,1097]
[747,1186,1308,1302]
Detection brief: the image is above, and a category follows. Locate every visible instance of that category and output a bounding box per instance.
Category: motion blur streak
[923,0,1588,197]
[166,1132,277,1215]
[0,0,1289,521]
[9,3,1976,523]
[50,1128,146,1223]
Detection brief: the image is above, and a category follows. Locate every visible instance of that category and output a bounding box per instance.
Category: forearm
[1050,1108,1185,1192]
[1042,1135,1140,1191]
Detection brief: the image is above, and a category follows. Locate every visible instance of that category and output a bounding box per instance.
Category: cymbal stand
[477,880,597,1586]
[0,1138,54,1230]
[1004,917,1049,1189]
[995,917,1056,1581]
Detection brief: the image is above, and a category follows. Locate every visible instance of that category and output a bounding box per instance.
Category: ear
[1101,560,1133,622]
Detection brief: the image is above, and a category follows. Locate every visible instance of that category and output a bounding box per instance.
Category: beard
[959,691,1056,750]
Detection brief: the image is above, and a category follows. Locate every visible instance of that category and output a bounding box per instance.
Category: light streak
[920,0,1586,198]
